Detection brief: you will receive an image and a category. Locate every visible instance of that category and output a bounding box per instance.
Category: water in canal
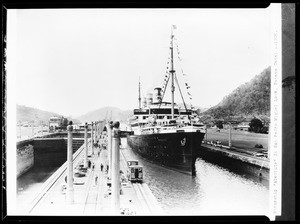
[121,138,269,216]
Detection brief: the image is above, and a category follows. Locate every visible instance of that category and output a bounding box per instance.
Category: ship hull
[127,131,205,175]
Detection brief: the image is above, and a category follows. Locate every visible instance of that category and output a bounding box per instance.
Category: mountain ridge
[201,66,271,121]
[16,105,81,125]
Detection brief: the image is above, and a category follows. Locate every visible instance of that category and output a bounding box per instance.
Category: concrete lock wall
[33,139,84,167]
[63,139,84,151]
[17,138,84,178]
[39,132,87,139]
[33,139,67,167]
[17,143,34,178]
[199,145,269,181]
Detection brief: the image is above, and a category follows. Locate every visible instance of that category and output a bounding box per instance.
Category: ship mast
[138,76,141,109]
[170,25,176,119]
[159,25,192,124]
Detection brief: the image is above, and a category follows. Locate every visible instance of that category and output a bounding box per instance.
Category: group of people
[208,140,222,146]
[90,141,112,185]
[94,163,109,185]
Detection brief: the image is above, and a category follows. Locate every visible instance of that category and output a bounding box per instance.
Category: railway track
[82,165,96,214]
[120,147,161,215]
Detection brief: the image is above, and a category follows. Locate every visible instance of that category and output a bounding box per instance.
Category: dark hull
[127,131,205,175]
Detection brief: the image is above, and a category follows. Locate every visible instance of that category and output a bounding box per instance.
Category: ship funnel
[146,93,153,106]
[142,97,147,107]
[154,87,162,103]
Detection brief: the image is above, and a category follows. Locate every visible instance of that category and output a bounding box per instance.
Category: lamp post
[111,121,120,214]
[67,121,74,204]
[107,121,113,179]
[84,122,88,168]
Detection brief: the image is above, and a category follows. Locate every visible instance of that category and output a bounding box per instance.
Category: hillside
[16,105,80,125]
[202,66,271,120]
[75,107,133,123]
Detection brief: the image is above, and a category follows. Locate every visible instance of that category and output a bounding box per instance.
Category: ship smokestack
[146,93,153,106]
[154,87,162,103]
[138,77,141,109]
[142,97,147,107]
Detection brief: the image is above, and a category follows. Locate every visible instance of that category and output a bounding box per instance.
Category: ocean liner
[127,26,205,175]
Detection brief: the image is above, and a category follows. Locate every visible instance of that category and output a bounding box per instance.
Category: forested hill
[17,105,80,125]
[203,66,270,119]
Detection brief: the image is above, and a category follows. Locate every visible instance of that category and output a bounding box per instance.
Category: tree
[62,117,69,127]
[260,125,269,134]
[248,118,263,133]
[215,120,223,129]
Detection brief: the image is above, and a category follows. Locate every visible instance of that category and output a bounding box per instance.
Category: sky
[7,8,272,118]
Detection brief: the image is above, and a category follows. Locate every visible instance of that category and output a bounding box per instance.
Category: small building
[236,124,250,131]
[48,116,68,132]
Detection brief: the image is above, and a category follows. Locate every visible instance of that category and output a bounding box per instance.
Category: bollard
[228,123,232,148]
[91,122,94,155]
[84,122,88,168]
[107,121,113,179]
[67,121,74,204]
[111,121,120,214]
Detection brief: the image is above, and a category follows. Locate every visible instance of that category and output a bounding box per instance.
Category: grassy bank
[204,128,268,151]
